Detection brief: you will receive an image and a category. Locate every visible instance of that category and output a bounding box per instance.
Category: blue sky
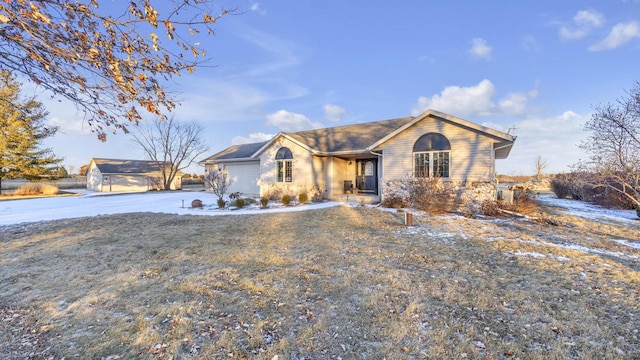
[39,0,640,175]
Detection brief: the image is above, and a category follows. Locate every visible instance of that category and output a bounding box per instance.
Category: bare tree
[0,1,232,139]
[576,81,640,209]
[533,155,548,179]
[132,116,209,190]
[204,168,233,205]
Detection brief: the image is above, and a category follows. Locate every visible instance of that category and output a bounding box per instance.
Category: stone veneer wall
[261,182,325,201]
[382,179,498,214]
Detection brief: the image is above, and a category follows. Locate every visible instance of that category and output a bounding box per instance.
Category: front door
[356,159,377,193]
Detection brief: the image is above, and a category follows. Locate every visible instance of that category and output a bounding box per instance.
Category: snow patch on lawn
[511,251,547,259]
[0,190,341,227]
[615,239,640,250]
[537,194,638,222]
[488,235,637,260]
[2,190,638,269]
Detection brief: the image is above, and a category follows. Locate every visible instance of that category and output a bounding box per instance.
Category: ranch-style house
[199,109,516,205]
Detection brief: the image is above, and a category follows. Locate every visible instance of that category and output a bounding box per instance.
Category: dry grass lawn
[1,202,639,359]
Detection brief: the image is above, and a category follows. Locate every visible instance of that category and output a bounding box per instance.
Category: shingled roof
[91,158,169,174]
[200,109,516,162]
[200,141,269,162]
[287,117,413,153]
[201,117,414,163]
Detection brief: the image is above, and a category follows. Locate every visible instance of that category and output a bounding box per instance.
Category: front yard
[1,202,639,359]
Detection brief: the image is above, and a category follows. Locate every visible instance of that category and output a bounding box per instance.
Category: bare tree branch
[533,155,548,179]
[577,81,640,208]
[132,116,209,190]
[204,168,233,201]
[0,1,233,140]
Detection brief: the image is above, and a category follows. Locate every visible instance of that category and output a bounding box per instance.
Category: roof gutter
[493,141,515,159]
[199,157,258,165]
[494,143,513,151]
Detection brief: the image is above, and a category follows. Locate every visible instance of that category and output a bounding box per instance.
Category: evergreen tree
[0,70,62,193]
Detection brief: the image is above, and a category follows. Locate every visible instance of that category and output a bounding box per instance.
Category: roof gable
[369,109,515,150]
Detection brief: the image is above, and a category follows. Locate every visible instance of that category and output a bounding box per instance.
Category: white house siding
[86,159,182,192]
[377,118,498,182]
[258,137,323,198]
[220,161,260,196]
[311,155,328,198]
[86,161,103,191]
[174,176,183,190]
[104,174,151,192]
[167,175,183,191]
[325,157,350,199]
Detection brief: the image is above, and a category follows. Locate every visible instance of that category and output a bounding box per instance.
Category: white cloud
[411,79,540,118]
[418,55,436,63]
[231,132,274,145]
[559,27,589,40]
[44,105,92,136]
[589,21,640,51]
[497,111,591,174]
[559,9,604,40]
[574,9,604,28]
[521,34,542,53]
[249,3,267,15]
[18,80,92,135]
[172,81,266,123]
[323,104,346,122]
[240,30,301,77]
[498,93,529,115]
[266,110,323,132]
[468,38,492,60]
[412,79,496,117]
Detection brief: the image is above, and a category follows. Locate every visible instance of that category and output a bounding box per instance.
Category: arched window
[275,147,293,182]
[413,133,451,178]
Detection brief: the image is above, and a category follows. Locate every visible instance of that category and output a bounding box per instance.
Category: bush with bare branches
[13,183,58,196]
[575,81,640,212]
[406,177,455,214]
[204,169,233,201]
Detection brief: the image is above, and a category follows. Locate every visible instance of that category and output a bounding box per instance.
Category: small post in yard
[404,211,413,226]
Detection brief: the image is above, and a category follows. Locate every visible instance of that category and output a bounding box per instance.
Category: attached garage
[216,161,260,196]
[199,142,267,197]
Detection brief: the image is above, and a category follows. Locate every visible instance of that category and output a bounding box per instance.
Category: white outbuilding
[86,158,182,192]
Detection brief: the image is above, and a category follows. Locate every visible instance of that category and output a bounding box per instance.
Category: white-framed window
[275,147,293,182]
[413,133,451,178]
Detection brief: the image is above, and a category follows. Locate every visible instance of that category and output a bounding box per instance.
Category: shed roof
[91,158,174,175]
